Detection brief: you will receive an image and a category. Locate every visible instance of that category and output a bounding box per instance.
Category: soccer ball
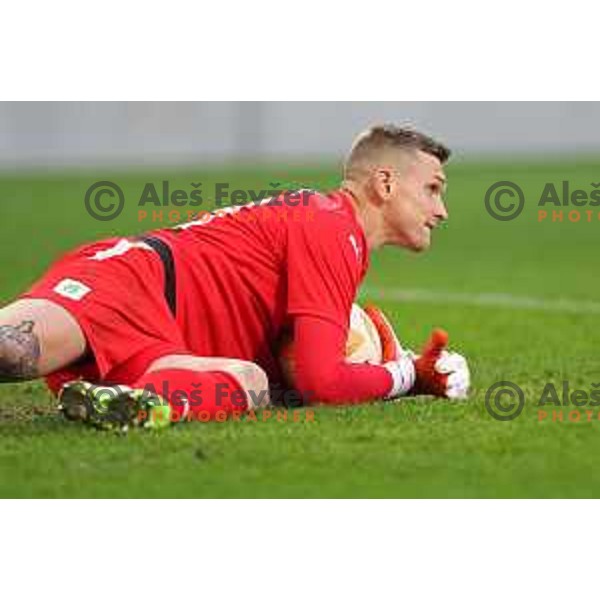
[278,303,383,386]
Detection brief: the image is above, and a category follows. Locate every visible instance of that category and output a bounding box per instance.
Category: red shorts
[21,237,190,395]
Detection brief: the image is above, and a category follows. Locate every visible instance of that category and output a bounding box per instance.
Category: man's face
[380,150,448,251]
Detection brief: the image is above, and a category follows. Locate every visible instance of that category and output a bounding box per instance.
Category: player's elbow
[295,365,345,406]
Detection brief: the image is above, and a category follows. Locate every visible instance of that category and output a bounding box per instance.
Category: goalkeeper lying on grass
[0,124,469,430]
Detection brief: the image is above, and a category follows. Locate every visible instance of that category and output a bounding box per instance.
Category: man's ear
[371,167,393,205]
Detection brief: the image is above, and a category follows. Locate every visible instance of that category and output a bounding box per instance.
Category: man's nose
[434,197,448,221]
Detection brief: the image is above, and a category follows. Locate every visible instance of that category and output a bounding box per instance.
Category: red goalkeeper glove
[363,305,409,362]
[412,329,470,399]
[364,305,470,400]
[364,305,415,398]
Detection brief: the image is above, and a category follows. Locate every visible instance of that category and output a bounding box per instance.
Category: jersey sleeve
[286,208,363,330]
[293,314,394,404]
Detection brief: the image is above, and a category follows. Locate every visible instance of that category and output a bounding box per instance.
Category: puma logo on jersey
[348,234,361,263]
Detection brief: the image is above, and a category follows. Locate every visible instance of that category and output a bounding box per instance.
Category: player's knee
[229,361,270,407]
[0,321,41,382]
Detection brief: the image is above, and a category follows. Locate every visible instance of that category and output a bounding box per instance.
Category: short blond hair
[344,124,450,179]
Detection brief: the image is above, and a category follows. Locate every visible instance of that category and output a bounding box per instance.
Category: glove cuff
[383,357,416,399]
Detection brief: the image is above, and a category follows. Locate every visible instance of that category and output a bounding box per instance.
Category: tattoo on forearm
[0,320,41,381]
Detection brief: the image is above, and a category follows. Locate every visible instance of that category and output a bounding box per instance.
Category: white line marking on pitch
[360,287,600,315]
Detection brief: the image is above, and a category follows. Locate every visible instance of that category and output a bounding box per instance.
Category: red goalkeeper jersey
[150,189,370,384]
[27,188,395,402]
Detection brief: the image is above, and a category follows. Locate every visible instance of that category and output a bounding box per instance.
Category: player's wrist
[382,356,416,399]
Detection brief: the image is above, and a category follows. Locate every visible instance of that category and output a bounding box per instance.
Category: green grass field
[1,159,599,498]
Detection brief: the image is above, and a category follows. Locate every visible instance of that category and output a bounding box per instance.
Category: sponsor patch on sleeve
[53,278,92,301]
